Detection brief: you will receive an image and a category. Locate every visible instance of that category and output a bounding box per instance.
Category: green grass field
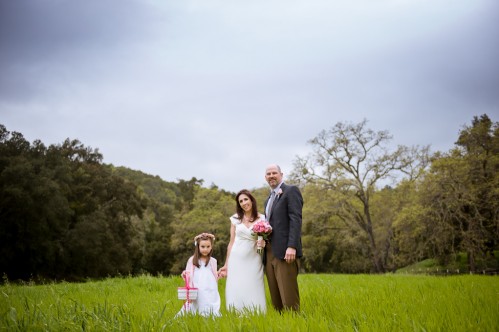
[1,274,497,331]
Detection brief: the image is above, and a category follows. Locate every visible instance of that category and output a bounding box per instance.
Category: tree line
[0,114,497,281]
[291,115,498,273]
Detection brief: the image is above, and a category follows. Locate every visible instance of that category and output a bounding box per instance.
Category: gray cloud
[1,0,497,192]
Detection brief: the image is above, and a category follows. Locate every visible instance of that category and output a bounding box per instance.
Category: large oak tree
[291,120,429,272]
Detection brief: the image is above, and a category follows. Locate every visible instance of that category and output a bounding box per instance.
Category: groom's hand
[285,247,296,263]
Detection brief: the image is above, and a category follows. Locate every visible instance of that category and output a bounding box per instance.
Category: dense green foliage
[291,114,498,274]
[0,124,213,280]
[1,274,497,331]
[0,128,146,280]
[0,114,497,281]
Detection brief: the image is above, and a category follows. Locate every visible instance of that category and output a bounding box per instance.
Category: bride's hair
[235,189,259,221]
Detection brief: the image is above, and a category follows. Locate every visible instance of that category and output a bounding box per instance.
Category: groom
[264,164,303,312]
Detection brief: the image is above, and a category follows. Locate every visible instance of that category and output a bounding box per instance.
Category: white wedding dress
[225,214,266,313]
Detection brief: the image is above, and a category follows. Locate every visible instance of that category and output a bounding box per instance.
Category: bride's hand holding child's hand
[217,266,227,278]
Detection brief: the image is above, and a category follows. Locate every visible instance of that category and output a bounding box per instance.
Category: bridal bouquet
[251,220,272,255]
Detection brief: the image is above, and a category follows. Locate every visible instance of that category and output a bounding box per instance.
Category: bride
[218,189,266,313]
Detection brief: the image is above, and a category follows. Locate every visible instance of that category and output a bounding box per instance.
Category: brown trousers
[265,242,300,311]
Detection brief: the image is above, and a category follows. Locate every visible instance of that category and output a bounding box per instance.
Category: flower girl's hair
[194,233,215,246]
[192,233,215,268]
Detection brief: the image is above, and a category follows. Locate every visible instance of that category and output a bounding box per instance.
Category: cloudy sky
[1,0,498,192]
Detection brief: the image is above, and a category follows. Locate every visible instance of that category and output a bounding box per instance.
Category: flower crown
[194,232,216,246]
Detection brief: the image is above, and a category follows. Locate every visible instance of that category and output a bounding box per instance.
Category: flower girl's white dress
[176,257,221,317]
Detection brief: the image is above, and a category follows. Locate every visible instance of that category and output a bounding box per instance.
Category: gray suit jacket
[264,183,303,259]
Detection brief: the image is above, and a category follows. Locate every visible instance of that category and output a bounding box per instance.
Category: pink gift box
[178,272,198,300]
[178,287,198,300]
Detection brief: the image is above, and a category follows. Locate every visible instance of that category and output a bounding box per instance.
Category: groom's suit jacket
[264,183,303,260]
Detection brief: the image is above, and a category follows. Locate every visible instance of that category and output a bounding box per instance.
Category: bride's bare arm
[218,223,235,277]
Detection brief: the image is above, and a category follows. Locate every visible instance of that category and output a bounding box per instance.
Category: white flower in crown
[194,232,215,246]
[277,188,283,197]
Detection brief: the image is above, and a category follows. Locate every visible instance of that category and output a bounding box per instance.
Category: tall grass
[1,274,497,331]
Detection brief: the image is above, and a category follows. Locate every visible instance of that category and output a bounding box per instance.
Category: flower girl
[176,233,221,317]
